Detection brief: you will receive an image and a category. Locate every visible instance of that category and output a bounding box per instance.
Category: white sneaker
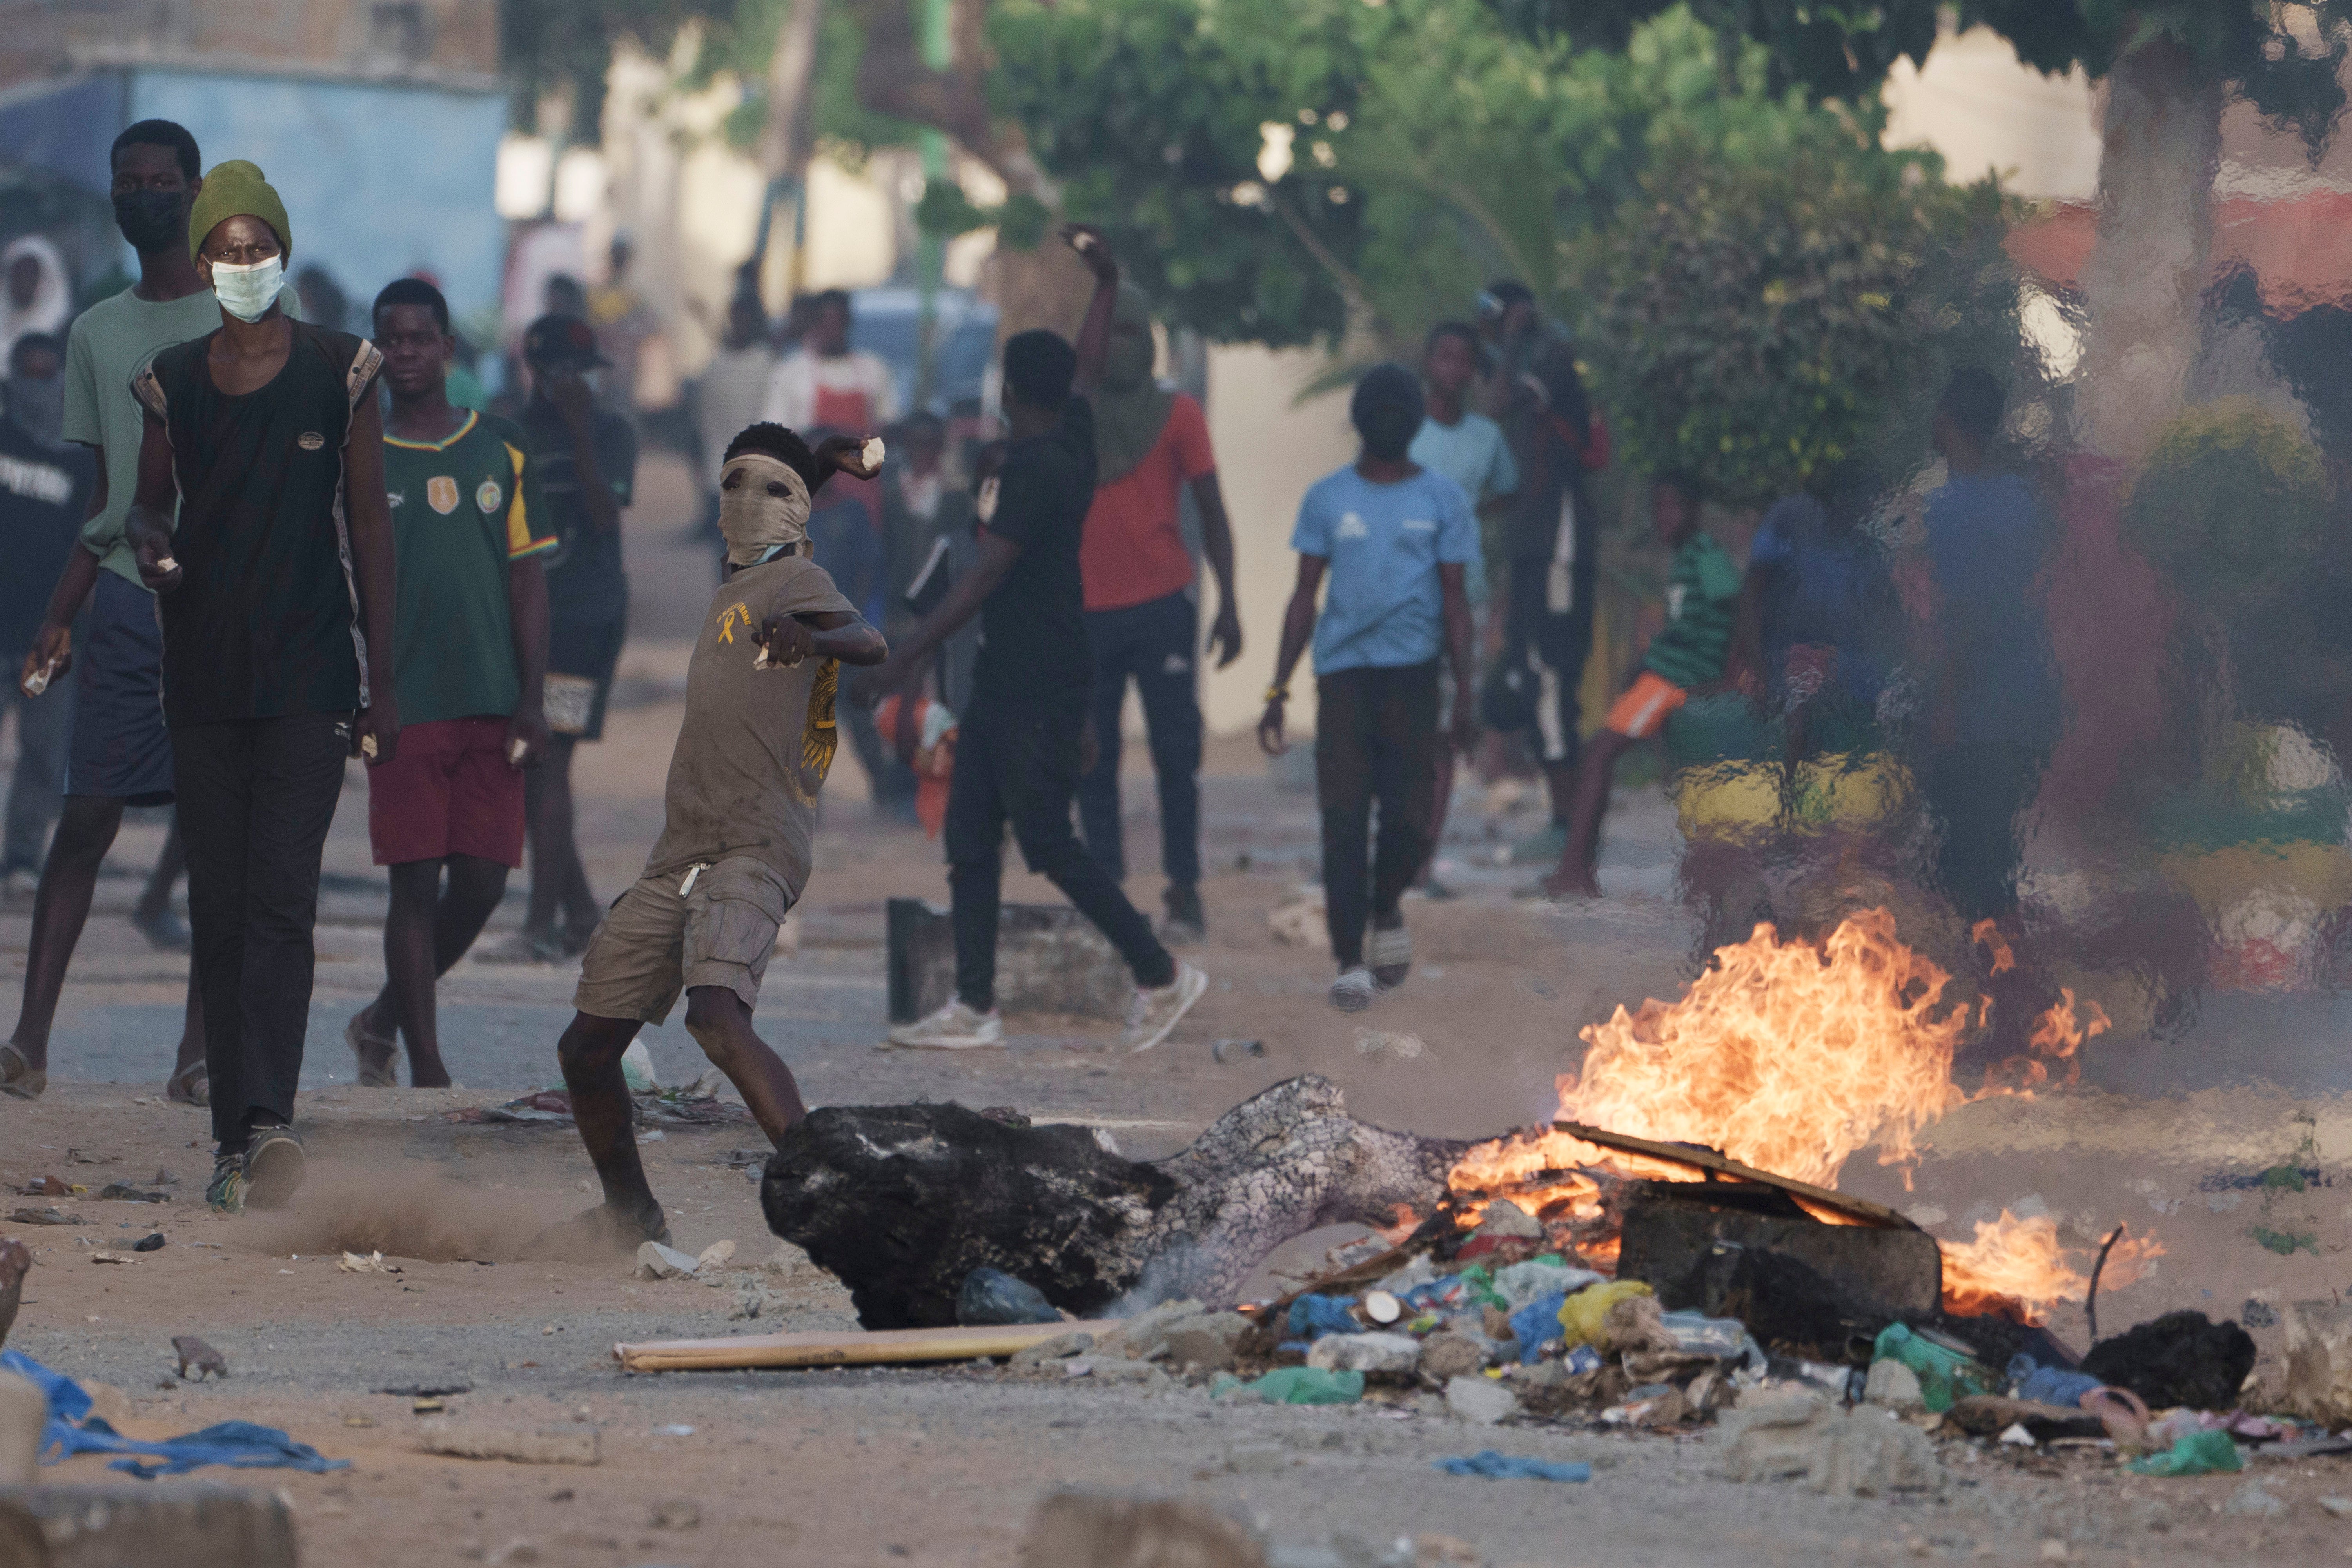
[1123,962,1207,1052]
[887,998,1004,1049]
[1330,966,1375,1012]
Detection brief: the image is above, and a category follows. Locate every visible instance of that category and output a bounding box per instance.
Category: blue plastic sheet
[1508,1291,1568,1365]
[1287,1295,1363,1341]
[2,1350,347,1479]
[2007,1354,2101,1409]
[1433,1450,1592,1483]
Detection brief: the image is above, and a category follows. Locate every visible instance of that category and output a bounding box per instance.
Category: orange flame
[1984,989,2112,1094]
[1971,919,2016,976]
[1938,1212,2165,1322]
[1557,911,1970,1189]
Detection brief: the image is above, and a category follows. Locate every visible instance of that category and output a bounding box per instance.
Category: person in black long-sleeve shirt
[857,227,1207,1053]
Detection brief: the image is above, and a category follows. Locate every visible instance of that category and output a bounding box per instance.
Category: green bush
[2124,398,2330,619]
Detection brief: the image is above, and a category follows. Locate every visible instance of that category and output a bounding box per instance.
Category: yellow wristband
[1265,685,1289,704]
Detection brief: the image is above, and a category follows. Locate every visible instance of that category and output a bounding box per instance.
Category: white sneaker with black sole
[1368,920,1412,991]
[1123,962,1208,1052]
[887,998,1004,1049]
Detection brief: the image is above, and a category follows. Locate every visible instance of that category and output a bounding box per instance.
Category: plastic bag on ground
[1210,1367,1365,1405]
[1510,1292,1568,1365]
[1287,1294,1363,1341]
[1660,1310,1766,1370]
[1493,1259,1602,1314]
[1433,1450,1592,1482]
[1559,1281,1653,1349]
[2127,1428,2243,1477]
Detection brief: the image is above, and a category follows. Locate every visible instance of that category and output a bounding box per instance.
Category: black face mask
[113,189,186,253]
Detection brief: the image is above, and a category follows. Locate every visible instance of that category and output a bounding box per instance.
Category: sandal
[165,1061,210,1107]
[344,1006,400,1087]
[0,1043,43,1101]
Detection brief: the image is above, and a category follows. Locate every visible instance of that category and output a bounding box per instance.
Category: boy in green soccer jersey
[343,278,555,1088]
[1539,477,1740,899]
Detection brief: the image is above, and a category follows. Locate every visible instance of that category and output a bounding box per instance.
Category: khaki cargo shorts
[572,856,793,1024]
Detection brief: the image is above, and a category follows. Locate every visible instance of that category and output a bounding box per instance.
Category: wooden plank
[1551,1120,1919,1231]
[613,1319,1125,1372]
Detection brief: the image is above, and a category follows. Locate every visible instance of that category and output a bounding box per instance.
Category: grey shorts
[572,856,793,1024]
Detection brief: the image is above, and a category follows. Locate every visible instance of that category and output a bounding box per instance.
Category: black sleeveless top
[133,321,381,725]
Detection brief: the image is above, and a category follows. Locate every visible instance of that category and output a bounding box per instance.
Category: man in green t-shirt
[1539,476,1740,899]
[343,278,553,1091]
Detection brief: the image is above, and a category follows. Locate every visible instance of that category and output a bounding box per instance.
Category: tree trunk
[2074,38,2225,465]
[760,0,827,183]
[760,1076,1468,1328]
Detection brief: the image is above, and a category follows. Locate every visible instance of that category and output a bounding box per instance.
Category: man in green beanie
[1073,284,1241,946]
[121,161,401,1214]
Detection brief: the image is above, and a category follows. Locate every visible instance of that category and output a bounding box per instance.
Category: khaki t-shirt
[646,554,857,897]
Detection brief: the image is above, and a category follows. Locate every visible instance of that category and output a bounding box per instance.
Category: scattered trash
[1354,1029,1427,1061]
[374,1382,471,1398]
[1288,1294,1365,1342]
[94,1183,170,1203]
[2126,1428,2243,1477]
[621,1040,658,1093]
[337,1252,402,1275]
[2007,1355,2100,1409]
[171,1337,228,1381]
[131,1234,165,1253]
[2082,1311,2255,1412]
[656,1424,695,1436]
[1307,1332,1420,1376]
[1362,1290,1402,1325]
[1211,1039,1267,1064]
[1999,1423,2036,1448]
[7,1352,345,1479]
[1557,1281,1654,1351]
[957,1267,1059,1326]
[1432,1450,1592,1482]
[633,1241,702,1281]
[16,1177,76,1198]
[7,1208,82,1226]
[413,1397,446,1414]
[1873,1323,1996,1414]
[416,1425,601,1466]
[88,1251,136,1266]
[1210,1367,1365,1405]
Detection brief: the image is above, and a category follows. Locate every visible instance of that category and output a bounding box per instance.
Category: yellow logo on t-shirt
[715,601,755,646]
[476,479,503,514]
[426,476,459,515]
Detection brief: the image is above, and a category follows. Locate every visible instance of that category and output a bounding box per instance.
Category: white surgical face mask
[210,255,283,323]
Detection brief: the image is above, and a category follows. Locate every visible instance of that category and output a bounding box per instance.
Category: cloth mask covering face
[719,453,813,567]
[113,190,185,253]
[210,256,284,324]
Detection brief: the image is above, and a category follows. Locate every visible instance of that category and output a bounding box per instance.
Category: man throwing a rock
[535,423,885,1250]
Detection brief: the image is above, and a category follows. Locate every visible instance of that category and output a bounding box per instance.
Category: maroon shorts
[366,716,526,868]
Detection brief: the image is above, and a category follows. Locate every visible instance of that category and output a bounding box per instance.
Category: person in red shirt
[1075,287,1241,942]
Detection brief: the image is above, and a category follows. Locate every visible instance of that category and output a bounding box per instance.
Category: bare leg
[369,855,509,1088]
[682,985,807,1143]
[1541,760,1578,829]
[523,737,598,947]
[6,795,126,1070]
[552,1011,667,1238]
[1416,733,1456,890]
[1542,730,1633,899]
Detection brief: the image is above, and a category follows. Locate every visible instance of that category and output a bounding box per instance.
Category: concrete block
[0,1483,298,1568]
[2284,1300,2352,1424]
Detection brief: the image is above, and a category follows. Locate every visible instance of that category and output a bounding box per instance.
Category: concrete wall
[127,66,506,327]
[1199,345,1356,737]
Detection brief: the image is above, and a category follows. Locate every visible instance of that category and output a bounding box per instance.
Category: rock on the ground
[1710,1392,1943,1496]
[1308,1332,1421,1376]
[0,1484,299,1567]
[634,1241,701,1281]
[1020,1491,1266,1568]
[2222,1481,2288,1518]
[1864,1359,1926,1416]
[1160,1312,1254,1372]
[1417,1333,1489,1384]
[694,1240,737,1274]
[1011,1331,1098,1370]
[1444,1374,1517,1425]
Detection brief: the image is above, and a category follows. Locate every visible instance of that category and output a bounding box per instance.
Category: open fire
[1445,910,2158,1322]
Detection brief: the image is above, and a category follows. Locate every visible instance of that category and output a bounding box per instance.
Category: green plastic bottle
[1872,1322,1996,1413]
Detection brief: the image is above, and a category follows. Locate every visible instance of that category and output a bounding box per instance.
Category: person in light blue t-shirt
[1259,364,1481,1013]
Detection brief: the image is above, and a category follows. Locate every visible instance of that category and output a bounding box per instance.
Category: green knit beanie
[187,160,291,261]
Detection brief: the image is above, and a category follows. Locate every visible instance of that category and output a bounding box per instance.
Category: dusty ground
[7,455,2352,1565]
